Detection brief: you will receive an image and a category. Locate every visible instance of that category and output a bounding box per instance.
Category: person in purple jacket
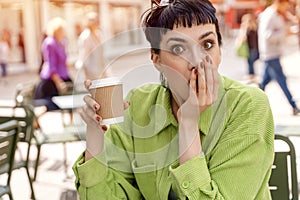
[34,17,73,111]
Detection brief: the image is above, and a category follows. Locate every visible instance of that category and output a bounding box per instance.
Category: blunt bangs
[159,1,217,29]
[142,0,222,53]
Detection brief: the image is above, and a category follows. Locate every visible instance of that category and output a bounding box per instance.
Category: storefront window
[0,2,25,63]
[108,4,142,46]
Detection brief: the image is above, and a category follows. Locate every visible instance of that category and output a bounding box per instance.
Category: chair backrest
[16,105,36,143]
[0,120,19,185]
[0,112,37,199]
[15,81,36,107]
[269,134,298,200]
[0,105,36,143]
[13,81,38,142]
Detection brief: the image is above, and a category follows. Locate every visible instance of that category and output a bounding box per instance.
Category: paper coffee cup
[89,77,124,125]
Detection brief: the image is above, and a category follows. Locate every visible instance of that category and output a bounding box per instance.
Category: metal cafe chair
[269,134,299,200]
[14,81,85,181]
[0,120,20,200]
[0,105,36,200]
[0,102,83,193]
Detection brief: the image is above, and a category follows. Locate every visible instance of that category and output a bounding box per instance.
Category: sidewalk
[0,34,300,199]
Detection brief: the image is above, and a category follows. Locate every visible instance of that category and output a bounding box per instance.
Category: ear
[151,50,162,72]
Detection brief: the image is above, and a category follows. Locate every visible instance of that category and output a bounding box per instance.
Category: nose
[187,47,206,70]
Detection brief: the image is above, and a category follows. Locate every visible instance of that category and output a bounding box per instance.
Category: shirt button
[182,181,190,189]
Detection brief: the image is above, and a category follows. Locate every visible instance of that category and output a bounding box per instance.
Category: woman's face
[154,24,221,104]
[54,26,65,42]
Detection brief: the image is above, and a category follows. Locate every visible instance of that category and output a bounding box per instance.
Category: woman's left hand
[178,55,219,121]
[177,55,219,164]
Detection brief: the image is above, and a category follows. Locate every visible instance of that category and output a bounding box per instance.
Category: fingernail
[201,63,204,69]
[96,116,102,122]
[206,56,209,62]
[101,126,107,131]
[86,80,92,86]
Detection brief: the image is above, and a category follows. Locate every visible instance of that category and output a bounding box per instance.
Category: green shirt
[73,75,274,200]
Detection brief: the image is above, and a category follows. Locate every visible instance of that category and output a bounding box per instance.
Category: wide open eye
[171,45,185,55]
[203,40,214,50]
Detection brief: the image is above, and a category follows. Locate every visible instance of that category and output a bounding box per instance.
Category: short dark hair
[142,0,222,54]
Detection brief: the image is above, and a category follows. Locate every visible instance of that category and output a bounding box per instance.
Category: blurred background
[0,0,299,200]
[1,0,298,71]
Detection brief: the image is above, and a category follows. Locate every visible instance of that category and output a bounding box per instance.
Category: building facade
[0,0,149,70]
[0,0,269,71]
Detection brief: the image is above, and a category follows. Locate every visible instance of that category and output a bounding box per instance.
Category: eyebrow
[166,31,215,44]
[199,31,215,40]
[166,37,187,44]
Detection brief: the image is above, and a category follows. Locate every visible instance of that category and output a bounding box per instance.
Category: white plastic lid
[89,77,122,89]
[100,116,124,125]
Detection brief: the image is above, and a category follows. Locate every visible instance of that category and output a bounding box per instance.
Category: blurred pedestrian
[18,30,25,63]
[34,17,73,111]
[237,13,260,83]
[76,11,106,80]
[296,1,300,48]
[0,29,10,78]
[258,0,300,115]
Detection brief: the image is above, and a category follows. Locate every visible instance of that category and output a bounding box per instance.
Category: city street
[0,33,300,199]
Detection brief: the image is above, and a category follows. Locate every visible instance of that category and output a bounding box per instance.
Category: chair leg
[25,166,36,200]
[63,143,68,178]
[33,144,41,181]
[8,190,13,200]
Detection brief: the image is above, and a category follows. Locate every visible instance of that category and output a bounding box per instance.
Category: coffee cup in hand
[89,77,124,125]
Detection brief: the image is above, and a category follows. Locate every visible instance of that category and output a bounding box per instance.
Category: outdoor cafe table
[51,93,88,129]
[52,93,88,110]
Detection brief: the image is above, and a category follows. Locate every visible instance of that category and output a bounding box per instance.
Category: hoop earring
[160,72,169,88]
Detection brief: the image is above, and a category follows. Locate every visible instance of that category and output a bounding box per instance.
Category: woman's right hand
[79,79,130,161]
[80,80,106,131]
[52,73,68,93]
[79,80,106,161]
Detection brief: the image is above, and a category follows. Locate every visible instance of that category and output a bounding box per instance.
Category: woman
[237,13,259,83]
[34,17,72,111]
[73,0,274,199]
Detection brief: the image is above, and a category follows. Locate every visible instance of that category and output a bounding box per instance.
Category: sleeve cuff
[169,153,211,195]
[73,151,107,188]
